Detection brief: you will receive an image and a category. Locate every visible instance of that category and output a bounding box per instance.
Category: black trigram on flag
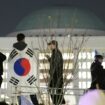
[9,49,18,60]
[26,48,34,57]
[9,77,19,85]
[27,75,37,85]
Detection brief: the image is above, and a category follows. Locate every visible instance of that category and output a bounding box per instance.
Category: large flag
[20,95,33,105]
[7,46,38,96]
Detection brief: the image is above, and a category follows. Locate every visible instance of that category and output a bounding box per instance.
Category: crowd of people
[0,33,105,105]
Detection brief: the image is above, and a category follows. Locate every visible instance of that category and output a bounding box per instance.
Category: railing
[6,86,86,105]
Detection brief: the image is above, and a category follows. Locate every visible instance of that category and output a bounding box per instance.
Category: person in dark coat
[46,40,65,105]
[0,52,6,87]
[0,101,8,105]
[12,33,39,105]
[90,54,105,90]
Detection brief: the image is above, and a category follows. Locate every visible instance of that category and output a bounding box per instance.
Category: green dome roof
[15,7,105,31]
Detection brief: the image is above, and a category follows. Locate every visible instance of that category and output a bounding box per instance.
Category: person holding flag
[8,33,39,105]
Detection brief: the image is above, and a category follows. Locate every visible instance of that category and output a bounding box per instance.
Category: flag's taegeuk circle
[14,58,31,76]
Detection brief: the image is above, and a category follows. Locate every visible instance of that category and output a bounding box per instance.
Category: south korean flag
[8,46,38,95]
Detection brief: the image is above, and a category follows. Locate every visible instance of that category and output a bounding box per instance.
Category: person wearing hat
[90,54,105,90]
[46,40,65,105]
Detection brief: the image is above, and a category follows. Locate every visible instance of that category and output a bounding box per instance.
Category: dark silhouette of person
[0,101,8,105]
[12,33,39,105]
[0,52,6,87]
[13,33,27,51]
[46,40,65,105]
[90,54,105,90]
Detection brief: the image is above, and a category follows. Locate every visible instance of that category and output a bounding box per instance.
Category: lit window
[78,72,86,79]
[82,62,86,69]
[82,52,86,59]
[87,81,91,88]
[39,73,44,79]
[79,82,87,89]
[87,62,91,69]
[39,73,48,79]
[87,72,91,79]
[78,53,82,59]
[63,53,69,60]
[87,52,91,59]
[39,63,49,69]
[82,82,86,89]
[82,72,86,79]
[40,83,47,87]
[64,63,73,69]
[79,82,82,88]
[63,53,74,60]
[69,53,74,59]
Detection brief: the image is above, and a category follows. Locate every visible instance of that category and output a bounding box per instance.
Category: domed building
[1,7,105,105]
[8,7,105,36]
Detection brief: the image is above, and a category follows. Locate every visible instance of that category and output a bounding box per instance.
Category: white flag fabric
[7,46,38,96]
[20,95,33,105]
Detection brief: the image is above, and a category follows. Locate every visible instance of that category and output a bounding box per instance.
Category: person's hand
[45,55,50,59]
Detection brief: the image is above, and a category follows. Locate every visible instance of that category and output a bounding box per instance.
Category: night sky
[0,0,105,36]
